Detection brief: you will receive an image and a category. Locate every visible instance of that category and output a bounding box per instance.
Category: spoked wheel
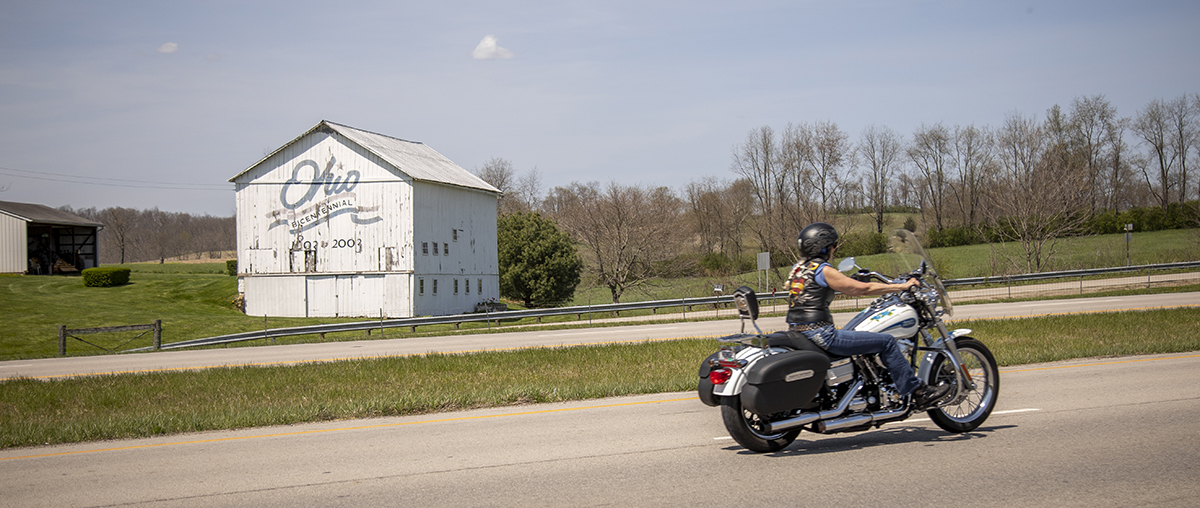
[720,396,800,453]
[927,337,999,433]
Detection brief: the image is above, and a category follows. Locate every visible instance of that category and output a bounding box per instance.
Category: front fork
[917,322,977,401]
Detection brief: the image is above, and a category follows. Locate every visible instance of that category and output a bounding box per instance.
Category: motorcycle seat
[766,331,847,362]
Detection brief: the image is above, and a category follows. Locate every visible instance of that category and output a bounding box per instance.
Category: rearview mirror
[837,257,859,273]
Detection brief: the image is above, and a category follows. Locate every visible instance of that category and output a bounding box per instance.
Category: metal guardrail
[130,261,1200,352]
[942,261,1200,286]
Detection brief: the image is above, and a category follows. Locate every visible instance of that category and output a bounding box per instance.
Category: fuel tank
[845,297,919,339]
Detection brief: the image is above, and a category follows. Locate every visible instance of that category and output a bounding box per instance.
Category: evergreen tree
[498,212,583,307]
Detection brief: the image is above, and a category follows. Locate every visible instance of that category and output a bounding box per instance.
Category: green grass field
[0,229,1196,361]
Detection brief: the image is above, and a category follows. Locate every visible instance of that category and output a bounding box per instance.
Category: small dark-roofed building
[0,200,103,275]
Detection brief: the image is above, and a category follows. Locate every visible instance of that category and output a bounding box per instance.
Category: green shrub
[81,267,131,287]
[226,259,237,276]
[837,232,888,257]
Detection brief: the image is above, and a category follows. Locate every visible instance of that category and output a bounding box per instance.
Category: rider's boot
[912,381,952,410]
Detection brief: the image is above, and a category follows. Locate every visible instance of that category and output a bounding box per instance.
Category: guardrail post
[58,324,66,356]
[153,320,162,350]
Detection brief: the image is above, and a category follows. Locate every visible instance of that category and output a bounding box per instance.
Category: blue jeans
[803,326,921,395]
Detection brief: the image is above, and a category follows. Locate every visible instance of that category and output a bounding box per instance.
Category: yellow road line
[0,396,696,462]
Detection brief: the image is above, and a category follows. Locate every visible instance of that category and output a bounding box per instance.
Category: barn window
[465,278,470,294]
[477,278,482,294]
[452,229,458,242]
[433,243,439,255]
[444,243,449,256]
[454,279,459,294]
[422,242,428,255]
[419,278,424,295]
[433,279,438,295]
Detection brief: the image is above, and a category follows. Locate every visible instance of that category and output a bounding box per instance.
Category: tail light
[709,368,732,385]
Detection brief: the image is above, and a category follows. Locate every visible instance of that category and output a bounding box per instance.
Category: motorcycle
[697,229,999,453]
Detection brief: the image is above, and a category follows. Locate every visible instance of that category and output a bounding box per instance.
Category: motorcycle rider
[784,222,951,409]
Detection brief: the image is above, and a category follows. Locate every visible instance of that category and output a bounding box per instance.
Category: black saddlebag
[740,350,828,415]
[697,350,723,407]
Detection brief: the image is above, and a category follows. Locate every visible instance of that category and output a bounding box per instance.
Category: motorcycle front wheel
[720,396,800,453]
[927,337,999,433]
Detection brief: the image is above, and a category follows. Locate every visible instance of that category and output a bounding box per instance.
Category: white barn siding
[411,181,499,316]
[233,121,498,318]
[0,213,26,273]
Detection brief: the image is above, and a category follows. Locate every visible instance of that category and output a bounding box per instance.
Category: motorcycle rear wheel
[927,337,999,433]
[720,396,800,453]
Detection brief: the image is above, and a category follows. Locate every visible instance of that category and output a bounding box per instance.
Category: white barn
[229,121,501,318]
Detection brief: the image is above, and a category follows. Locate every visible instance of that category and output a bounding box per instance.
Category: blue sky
[1,0,1197,215]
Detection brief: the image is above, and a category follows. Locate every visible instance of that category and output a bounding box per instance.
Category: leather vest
[785,258,835,324]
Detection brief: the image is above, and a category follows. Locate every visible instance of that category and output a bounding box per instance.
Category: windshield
[887,229,953,316]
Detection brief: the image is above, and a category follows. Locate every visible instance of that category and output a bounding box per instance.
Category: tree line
[52,93,1199,306]
[63,207,235,265]
[483,93,1200,304]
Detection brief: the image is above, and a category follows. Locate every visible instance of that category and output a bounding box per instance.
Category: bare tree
[685,177,756,263]
[777,123,822,248]
[801,121,852,216]
[100,207,141,264]
[1133,99,1179,210]
[1165,94,1199,203]
[731,126,789,257]
[513,168,543,213]
[1068,95,1118,212]
[907,123,953,233]
[857,124,903,233]
[983,112,1089,273]
[475,157,515,192]
[546,181,684,303]
[949,124,994,229]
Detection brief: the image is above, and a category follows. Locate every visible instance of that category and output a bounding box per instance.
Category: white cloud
[472,35,513,60]
[157,42,179,54]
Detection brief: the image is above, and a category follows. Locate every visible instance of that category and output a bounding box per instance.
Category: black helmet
[798,222,838,258]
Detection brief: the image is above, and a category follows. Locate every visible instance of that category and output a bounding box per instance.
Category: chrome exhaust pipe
[817,408,908,433]
[765,380,864,434]
[763,411,820,433]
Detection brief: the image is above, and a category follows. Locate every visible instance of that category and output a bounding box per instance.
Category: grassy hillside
[567,229,1200,305]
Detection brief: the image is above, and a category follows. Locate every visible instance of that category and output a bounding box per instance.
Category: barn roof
[0,200,104,227]
[229,120,501,194]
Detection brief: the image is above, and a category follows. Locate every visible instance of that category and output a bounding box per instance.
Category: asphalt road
[2,292,1198,380]
[3,351,1199,507]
